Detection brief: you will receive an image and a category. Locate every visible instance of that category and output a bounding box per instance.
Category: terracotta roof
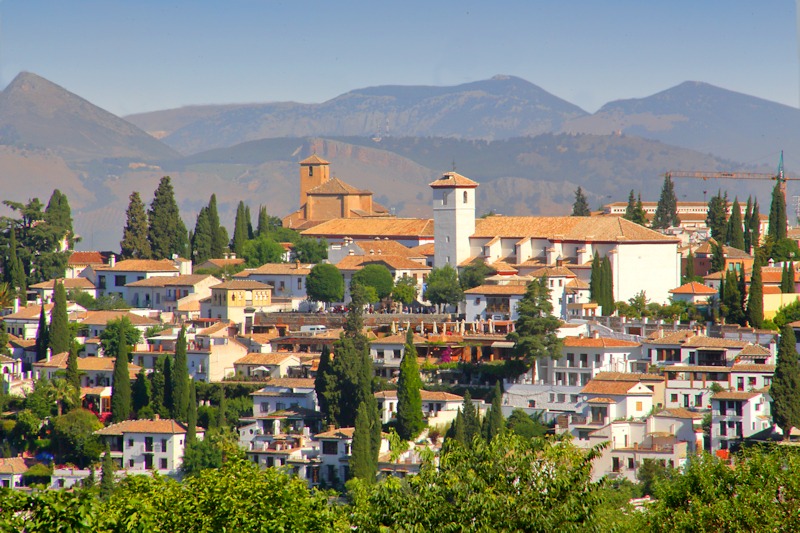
[669,282,717,295]
[731,363,775,372]
[0,457,28,474]
[199,258,245,269]
[307,177,368,195]
[429,172,479,189]
[79,311,160,326]
[198,321,232,336]
[410,243,435,256]
[563,337,641,348]
[212,280,272,290]
[738,344,771,357]
[3,303,53,320]
[336,255,430,272]
[581,380,651,395]
[663,365,732,373]
[655,408,704,420]
[34,353,140,378]
[472,216,678,243]
[712,391,763,401]
[0,354,15,364]
[682,336,749,349]
[68,251,107,266]
[30,278,96,290]
[315,427,356,439]
[763,286,782,295]
[95,419,199,436]
[300,154,329,165]
[301,218,434,239]
[593,372,664,382]
[235,352,301,365]
[353,240,420,258]
[255,378,316,390]
[371,333,427,345]
[374,390,463,402]
[464,284,528,295]
[643,330,696,345]
[235,263,312,276]
[566,278,590,290]
[528,266,576,278]
[586,397,616,404]
[694,239,753,259]
[94,259,178,272]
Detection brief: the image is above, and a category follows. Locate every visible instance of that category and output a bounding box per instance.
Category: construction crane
[666,151,800,196]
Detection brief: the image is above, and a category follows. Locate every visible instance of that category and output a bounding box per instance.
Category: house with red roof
[668,281,717,306]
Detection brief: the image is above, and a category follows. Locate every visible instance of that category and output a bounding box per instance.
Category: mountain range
[0,71,796,251]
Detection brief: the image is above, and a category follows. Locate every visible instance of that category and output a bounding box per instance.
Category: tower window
[463,191,468,204]
[443,192,448,206]
[309,166,313,176]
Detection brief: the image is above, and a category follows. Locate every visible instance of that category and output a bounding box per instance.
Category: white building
[250,378,318,416]
[374,390,463,424]
[125,274,220,313]
[369,333,426,379]
[0,457,28,488]
[315,426,389,488]
[431,172,478,268]
[86,258,185,302]
[234,262,312,310]
[233,352,302,379]
[710,390,772,451]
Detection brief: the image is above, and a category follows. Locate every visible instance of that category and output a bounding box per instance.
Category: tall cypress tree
[111,328,131,423]
[684,249,696,282]
[44,189,73,245]
[706,191,729,243]
[191,207,213,264]
[601,256,615,315]
[48,281,70,354]
[768,182,788,241]
[652,175,679,229]
[722,270,745,326]
[396,329,424,440]
[66,344,80,390]
[217,385,227,428]
[163,355,174,416]
[461,391,481,448]
[35,304,49,361]
[589,253,601,304]
[148,176,188,259]
[772,325,800,439]
[100,445,115,498]
[232,201,249,256]
[747,257,764,328]
[172,326,189,421]
[744,197,754,253]
[6,229,26,300]
[486,381,504,442]
[207,194,227,259]
[727,198,745,250]
[787,262,796,293]
[244,205,253,239]
[571,187,591,216]
[750,199,761,249]
[623,190,637,221]
[132,367,151,415]
[314,345,337,424]
[351,401,377,483]
[187,380,197,446]
[120,191,152,259]
[257,206,270,237]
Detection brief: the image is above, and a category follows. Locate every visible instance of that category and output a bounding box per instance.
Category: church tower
[431,172,478,268]
[299,154,330,206]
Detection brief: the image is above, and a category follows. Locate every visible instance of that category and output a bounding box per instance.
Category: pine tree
[100,445,115,498]
[769,182,788,241]
[207,194,227,258]
[172,326,189,421]
[727,198,745,250]
[460,391,481,448]
[634,194,647,225]
[217,385,227,428]
[34,304,49,361]
[148,176,188,259]
[111,328,132,423]
[684,249,696,282]
[351,401,377,483]
[601,256,615,315]
[652,175,679,229]
[187,380,197,446]
[747,257,764,328]
[486,381,504,442]
[66,344,80,390]
[571,187,591,216]
[623,190,637,222]
[44,189,73,244]
[163,355,174,415]
[314,345,337,424]
[232,201,249,256]
[48,281,70,355]
[191,207,213,264]
[744,197,754,253]
[772,325,800,439]
[120,191,152,259]
[132,367,151,415]
[396,329,424,440]
[706,191,729,243]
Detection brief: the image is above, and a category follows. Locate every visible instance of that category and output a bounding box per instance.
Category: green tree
[66,344,80,390]
[206,194,228,259]
[423,264,463,311]
[0,322,10,357]
[782,261,796,293]
[34,304,49,361]
[120,191,152,259]
[292,237,328,263]
[99,316,141,359]
[256,205,282,236]
[396,329,424,440]
[744,196,754,253]
[232,201,249,256]
[350,401,377,483]
[241,234,285,266]
[191,207,213,265]
[750,198,761,250]
[623,190,647,225]
[683,249,696,282]
[163,355,174,416]
[100,445,115,498]
[571,186,591,216]
[52,408,103,468]
[217,385,227,429]
[485,381,504,442]
[710,240,725,273]
[181,434,224,476]
[132,367,151,415]
[747,257,764,328]
[187,381,197,446]
[352,264,394,301]
[460,390,481,446]
[506,409,547,438]
[636,458,674,497]
[706,190,729,243]
[727,197,745,250]
[48,281,70,355]
[721,270,745,325]
[768,181,788,241]
[172,326,190,421]
[306,263,344,304]
[314,345,337,424]
[507,277,562,371]
[601,256,615,315]
[4,228,26,299]
[44,189,73,245]
[391,275,418,305]
[148,176,188,259]
[652,174,679,229]
[111,329,132,423]
[772,324,800,438]
[459,259,494,290]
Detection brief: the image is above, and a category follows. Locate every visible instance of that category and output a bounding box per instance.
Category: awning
[491,341,515,349]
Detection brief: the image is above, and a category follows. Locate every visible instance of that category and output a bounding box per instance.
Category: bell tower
[431,171,478,268]
[299,154,330,206]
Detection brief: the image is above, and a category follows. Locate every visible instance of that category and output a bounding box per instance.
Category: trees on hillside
[706,191,728,243]
[99,317,141,359]
[768,181,788,241]
[48,281,70,355]
[652,175,679,229]
[623,190,647,225]
[726,197,745,250]
[571,187,591,216]
[460,259,494,290]
[241,235,285,266]
[747,257,764,328]
[120,191,152,259]
[172,326,189,422]
[352,264,394,302]
[589,254,614,315]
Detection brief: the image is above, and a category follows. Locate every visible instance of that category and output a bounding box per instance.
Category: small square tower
[430,172,478,268]
[299,154,330,206]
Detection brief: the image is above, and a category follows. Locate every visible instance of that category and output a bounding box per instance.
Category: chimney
[154,413,160,420]
[223,252,229,259]
[295,260,300,270]
[592,330,600,339]
[230,253,236,260]
[46,348,52,362]
[13,298,19,314]
[328,424,335,432]
[109,254,116,268]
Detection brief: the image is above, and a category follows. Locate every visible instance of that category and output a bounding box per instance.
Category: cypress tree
[722,270,744,326]
[601,256,615,315]
[744,197,753,253]
[461,391,480,447]
[486,381,504,442]
[120,191,152,259]
[100,445,115,498]
[768,182,788,241]
[623,191,647,226]
[44,189,73,243]
[34,304,49,361]
[685,249,696,281]
[706,191,729,243]
[232,201,249,256]
[217,385,227,428]
[48,281,70,355]
[787,262,796,293]
[172,326,189,421]
[314,344,337,424]
[652,175,679,229]
[727,197,745,250]
[163,356,174,415]
[0,322,10,357]
[447,410,466,445]
[187,380,197,446]
[148,176,189,259]
[207,194,227,259]
[257,206,270,237]
[623,190,637,222]
[396,329,424,440]
[750,199,761,249]
[351,401,377,483]
[747,257,764,328]
[111,328,132,423]
[66,344,80,390]
[772,325,800,439]
[710,241,726,273]
[6,229,26,300]
[244,205,253,239]
[132,367,151,414]
[589,253,601,304]
[571,187,591,216]
[634,194,647,225]
[191,207,213,264]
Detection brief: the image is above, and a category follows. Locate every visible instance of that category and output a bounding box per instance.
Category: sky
[0,1,798,117]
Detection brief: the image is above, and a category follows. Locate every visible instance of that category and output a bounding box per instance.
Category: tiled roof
[593,372,664,382]
[528,266,576,278]
[409,243,435,256]
[353,240,419,258]
[3,303,53,320]
[315,427,356,439]
[198,321,232,336]
[34,353,140,378]
[0,457,28,474]
[307,177,368,195]
[472,216,678,243]
[79,311,160,326]
[235,263,312,277]
[731,364,775,372]
[712,391,762,401]
[464,284,528,295]
[663,365,732,373]
[563,337,641,348]
[682,336,749,349]
[644,330,696,345]
[738,344,771,357]
[566,278,590,290]
[301,218,434,239]
[335,255,430,272]
[586,397,616,404]
[669,282,717,295]
[694,239,753,259]
[212,280,272,290]
[655,408,704,420]
[429,172,479,189]
[95,419,197,436]
[68,251,107,266]
[235,352,301,365]
[200,258,245,269]
[165,274,219,286]
[94,259,178,272]
[375,390,463,401]
[256,378,316,390]
[30,278,96,290]
[371,333,427,345]
[581,380,650,395]
[299,154,329,165]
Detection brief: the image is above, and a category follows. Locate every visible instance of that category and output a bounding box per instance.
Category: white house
[234,262,312,310]
[315,426,389,488]
[566,377,655,443]
[33,352,140,387]
[78,310,161,343]
[233,352,303,379]
[0,457,28,488]
[95,418,203,475]
[188,322,249,382]
[374,390,463,424]
[86,258,184,303]
[711,390,772,451]
[369,333,426,378]
[250,378,318,415]
[668,281,718,306]
[125,274,220,313]
[199,280,273,334]
[29,277,97,303]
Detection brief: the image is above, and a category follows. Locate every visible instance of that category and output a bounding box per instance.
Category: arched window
[309,166,313,176]
[463,191,468,204]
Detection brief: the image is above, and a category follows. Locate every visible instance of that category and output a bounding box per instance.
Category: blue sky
[0,1,797,116]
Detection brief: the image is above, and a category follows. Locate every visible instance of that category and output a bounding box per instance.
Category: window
[297,278,302,289]
[528,400,536,408]
[115,275,126,287]
[129,459,135,468]
[695,394,703,406]
[322,441,338,455]
[628,458,635,469]
[557,394,566,403]
[160,458,168,469]
[260,402,269,413]
[636,401,643,411]
[161,438,167,451]
[549,394,555,402]
[394,349,402,359]
[475,297,481,305]
[308,166,313,176]
[98,275,106,290]
[463,191,468,204]
[279,281,285,290]
[443,192,448,206]
[127,438,134,448]
[670,394,678,403]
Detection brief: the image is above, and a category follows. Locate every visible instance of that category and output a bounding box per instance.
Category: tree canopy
[423,264,463,310]
[652,175,679,229]
[148,176,188,259]
[306,263,344,304]
[571,186,591,216]
[352,264,394,302]
[507,277,562,369]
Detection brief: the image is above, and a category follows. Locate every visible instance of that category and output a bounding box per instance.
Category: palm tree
[51,379,80,416]
[0,282,14,309]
